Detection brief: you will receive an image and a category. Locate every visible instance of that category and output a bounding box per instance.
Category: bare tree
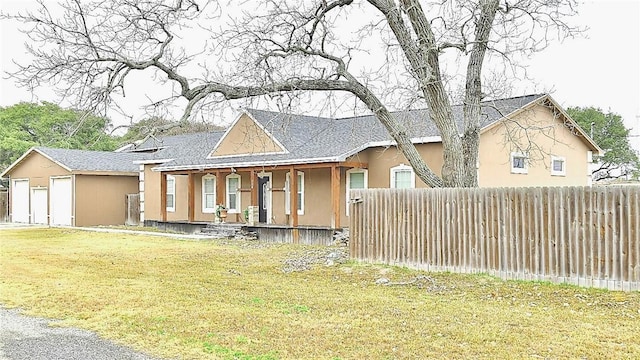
[4,0,581,187]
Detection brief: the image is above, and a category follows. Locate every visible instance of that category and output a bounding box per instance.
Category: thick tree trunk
[462,0,500,187]
[369,0,466,187]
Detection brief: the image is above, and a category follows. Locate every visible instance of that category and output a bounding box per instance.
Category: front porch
[144,219,344,245]
[153,162,365,243]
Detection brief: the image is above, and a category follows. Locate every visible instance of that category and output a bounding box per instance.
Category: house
[0,147,147,226]
[1,94,602,240]
[134,94,602,241]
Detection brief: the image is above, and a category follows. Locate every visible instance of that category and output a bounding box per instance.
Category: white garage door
[31,188,48,224]
[11,179,30,223]
[50,177,72,226]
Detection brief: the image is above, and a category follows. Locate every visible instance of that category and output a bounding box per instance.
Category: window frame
[225,174,241,213]
[550,155,566,176]
[389,164,416,189]
[166,175,176,212]
[346,168,368,214]
[202,175,216,213]
[510,152,529,174]
[285,171,304,215]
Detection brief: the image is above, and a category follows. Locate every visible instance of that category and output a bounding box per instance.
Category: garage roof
[1,147,149,177]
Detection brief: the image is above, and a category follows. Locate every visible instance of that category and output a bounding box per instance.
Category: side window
[285,171,305,215]
[390,164,415,189]
[551,156,566,176]
[346,169,368,214]
[511,152,528,174]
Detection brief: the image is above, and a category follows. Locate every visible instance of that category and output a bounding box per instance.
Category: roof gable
[480,94,602,154]
[208,111,287,158]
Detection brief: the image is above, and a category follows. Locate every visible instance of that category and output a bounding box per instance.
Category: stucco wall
[74,175,138,226]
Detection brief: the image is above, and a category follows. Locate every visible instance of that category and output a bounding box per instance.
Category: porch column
[215,170,224,206]
[160,173,167,222]
[187,172,195,222]
[250,170,258,206]
[331,164,341,228]
[290,166,299,244]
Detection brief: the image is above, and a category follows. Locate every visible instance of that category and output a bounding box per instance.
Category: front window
[226,174,241,213]
[202,175,216,213]
[166,175,175,212]
[390,164,415,189]
[346,169,368,214]
[511,152,528,174]
[285,171,304,215]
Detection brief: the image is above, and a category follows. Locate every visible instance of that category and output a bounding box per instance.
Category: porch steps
[200,223,257,240]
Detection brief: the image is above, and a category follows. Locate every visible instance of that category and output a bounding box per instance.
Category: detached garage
[1,147,147,227]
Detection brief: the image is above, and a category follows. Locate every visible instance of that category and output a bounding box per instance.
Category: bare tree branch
[2,0,583,187]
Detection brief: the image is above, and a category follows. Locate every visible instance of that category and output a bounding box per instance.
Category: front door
[258,176,269,223]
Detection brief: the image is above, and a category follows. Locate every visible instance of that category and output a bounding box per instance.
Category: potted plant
[216,204,228,222]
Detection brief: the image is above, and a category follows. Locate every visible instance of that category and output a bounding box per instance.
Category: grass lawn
[1,228,639,359]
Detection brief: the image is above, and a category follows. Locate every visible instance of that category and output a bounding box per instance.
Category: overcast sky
[1,0,639,149]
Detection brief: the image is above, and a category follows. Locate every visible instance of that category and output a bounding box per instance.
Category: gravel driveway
[0,307,162,360]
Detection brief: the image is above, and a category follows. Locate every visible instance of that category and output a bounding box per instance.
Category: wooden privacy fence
[349,186,640,291]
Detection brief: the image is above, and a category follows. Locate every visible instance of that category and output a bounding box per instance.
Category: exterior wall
[479,104,591,187]
[356,143,445,188]
[143,165,162,222]
[74,175,138,226]
[166,174,189,221]
[297,168,332,226]
[211,114,284,157]
[6,152,71,225]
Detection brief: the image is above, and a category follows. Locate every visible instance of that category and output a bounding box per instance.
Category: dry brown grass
[1,228,639,359]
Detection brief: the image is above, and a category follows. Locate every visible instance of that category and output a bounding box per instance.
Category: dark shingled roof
[148,94,547,171]
[34,147,148,173]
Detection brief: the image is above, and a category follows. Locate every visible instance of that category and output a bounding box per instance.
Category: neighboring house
[133,94,601,241]
[0,147,147,226]
[1,94,603,240]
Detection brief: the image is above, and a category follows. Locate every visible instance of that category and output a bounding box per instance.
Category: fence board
[350,186,640,291]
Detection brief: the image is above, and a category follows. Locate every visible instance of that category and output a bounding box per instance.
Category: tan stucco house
[132,94,601,241]
[1,147,146,226]
[2,94,602,240]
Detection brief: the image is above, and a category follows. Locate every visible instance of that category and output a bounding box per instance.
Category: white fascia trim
[132,158,174,165]
[336,136,443,161]
[151,156,342,172]
[114,144,134,152]
[206,110,290,159]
